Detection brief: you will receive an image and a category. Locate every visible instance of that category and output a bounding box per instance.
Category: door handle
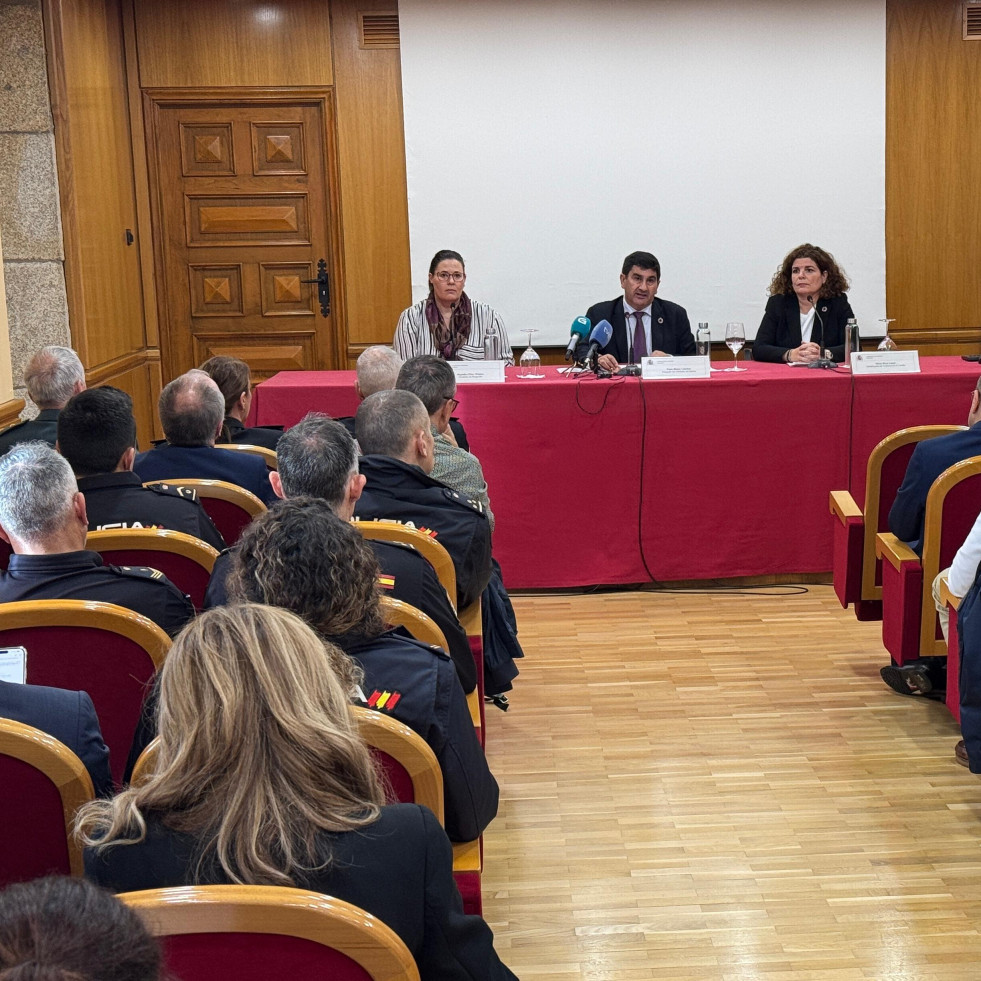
[301,258,330,317]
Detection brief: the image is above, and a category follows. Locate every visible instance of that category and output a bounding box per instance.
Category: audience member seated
[226,499,498,841]
[79,604,516,980]
[199,355,283,450]
[0,442,193,638]
[57,386,225,551]
[0,875,162,980]
[0,679,112,797]
[397,354,493,530]
[354,390,492,611]
[336,345,405,441]
[134,372,276,505]
[0,346,86,456]
[203,412,476,693]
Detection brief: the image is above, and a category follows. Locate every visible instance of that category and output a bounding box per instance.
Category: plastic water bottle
[696,322,711,357]
[483,326,501,361]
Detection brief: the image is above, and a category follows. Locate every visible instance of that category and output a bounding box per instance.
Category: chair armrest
[875,532,919,572]
[939,575,961,612]
[466,689,482,730]
[829,490,862,523]
[452,838,482,874]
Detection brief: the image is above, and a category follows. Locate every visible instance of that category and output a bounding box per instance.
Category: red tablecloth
[250,358,981,588]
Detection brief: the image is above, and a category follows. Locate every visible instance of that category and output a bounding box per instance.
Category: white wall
[399,0,886,345]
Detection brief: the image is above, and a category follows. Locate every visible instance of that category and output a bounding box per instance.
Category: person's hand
[652,350,670,358]
[788,342,821,363]
[597,353,619,372]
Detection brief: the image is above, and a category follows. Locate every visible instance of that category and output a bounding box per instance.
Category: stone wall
[0,0,70,415]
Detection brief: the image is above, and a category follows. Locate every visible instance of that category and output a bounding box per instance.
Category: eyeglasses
[433,272,465,283]
[443,396,460,412]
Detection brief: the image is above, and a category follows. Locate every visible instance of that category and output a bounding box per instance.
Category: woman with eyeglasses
[394,249,513,364]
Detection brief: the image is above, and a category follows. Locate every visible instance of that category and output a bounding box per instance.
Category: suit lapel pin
[657,317,664,324]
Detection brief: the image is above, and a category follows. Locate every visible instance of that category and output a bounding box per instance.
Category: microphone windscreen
[571,316,591,339]
[590,319,613,346]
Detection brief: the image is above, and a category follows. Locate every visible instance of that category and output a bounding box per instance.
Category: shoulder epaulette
[147,482,198,502]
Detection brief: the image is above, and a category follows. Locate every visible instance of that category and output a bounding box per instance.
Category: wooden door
[145,91,344,382]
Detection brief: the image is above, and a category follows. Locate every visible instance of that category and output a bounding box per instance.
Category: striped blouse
[393,299,513,365]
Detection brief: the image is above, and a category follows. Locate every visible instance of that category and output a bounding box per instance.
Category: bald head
[355,346,403,399]
[355,389,433,472]
[158,371,225,446]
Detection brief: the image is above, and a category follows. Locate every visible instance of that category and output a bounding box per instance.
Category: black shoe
[955,739,969,768]
[880,664,933,696]
[484,693,509,712]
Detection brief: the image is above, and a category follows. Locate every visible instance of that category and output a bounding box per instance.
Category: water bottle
[844,318,860,364]
[483,325,501,361]
[696,322,711,357]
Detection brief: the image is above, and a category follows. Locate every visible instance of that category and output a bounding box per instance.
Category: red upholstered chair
[940,575,962,721]
[215,443,278,469]
[144,479,265,545]
[352,706,483,916]
[0,600,170,787]
[87,527,219,611]
[830,425,965,621]
[120,885,419,981]
[0,718,94,884]
[875,456,981,666]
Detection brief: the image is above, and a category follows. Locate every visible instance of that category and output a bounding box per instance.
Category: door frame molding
[142,86,347,381]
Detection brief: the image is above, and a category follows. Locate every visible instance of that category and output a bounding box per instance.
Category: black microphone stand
[805,295,836,370]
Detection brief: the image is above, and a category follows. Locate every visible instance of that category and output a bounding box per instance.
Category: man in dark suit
[0,679,113,797]
[0,346,86,456]
[133,371,276,505]
[578,250,696,371]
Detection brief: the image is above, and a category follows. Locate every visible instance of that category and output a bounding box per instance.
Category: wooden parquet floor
[481,586,981,980]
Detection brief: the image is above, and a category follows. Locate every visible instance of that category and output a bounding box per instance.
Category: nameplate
[850,351,920,375]
[450,361,507,383]
[0,646,27,684]
[641,356,711,380]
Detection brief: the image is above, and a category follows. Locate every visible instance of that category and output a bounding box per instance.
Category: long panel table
[250,358,980,588]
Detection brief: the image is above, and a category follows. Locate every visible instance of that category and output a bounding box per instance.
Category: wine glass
[518,329,544,378]
[878,318,898,351]
[724,322,746,371]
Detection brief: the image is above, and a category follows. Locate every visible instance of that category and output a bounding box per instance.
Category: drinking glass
[518,329,544,378]
[724,322,746,371]
[878,318,898,352]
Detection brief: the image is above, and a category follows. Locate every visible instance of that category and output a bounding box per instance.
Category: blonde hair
[77,604,384,886]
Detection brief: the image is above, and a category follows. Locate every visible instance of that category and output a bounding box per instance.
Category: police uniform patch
[366,689,402,711]
[377,574,396,590]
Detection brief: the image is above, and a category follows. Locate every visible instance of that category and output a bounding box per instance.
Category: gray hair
[355,390,429,459]
[23,346,85,408]
[356,346,403,398]
[276,413,358,508]
[0,442,78,542]
[396,355,455,415]
[158,372,224,446]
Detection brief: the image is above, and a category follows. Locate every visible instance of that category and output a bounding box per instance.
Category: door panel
[146,93,341,382]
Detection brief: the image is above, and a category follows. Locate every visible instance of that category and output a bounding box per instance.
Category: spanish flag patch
[367,689,402,711]
[377,574,396,590]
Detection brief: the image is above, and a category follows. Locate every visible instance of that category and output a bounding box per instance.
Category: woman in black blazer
[78,604,517,981]
[753,244,854,364]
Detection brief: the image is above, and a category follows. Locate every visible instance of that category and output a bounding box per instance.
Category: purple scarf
[426,292,473,360]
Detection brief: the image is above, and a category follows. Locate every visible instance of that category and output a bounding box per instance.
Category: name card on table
[0,646,27,684]
[641,355,711,380]
[450,361,507,383]
[850,351,920,375]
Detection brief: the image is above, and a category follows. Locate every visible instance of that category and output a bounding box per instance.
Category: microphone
[583,319,613,367]
[564,317,592,361]
[806,295,835,369]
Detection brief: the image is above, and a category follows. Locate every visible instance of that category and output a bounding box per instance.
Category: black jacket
[578,296,695,362]
[752,293,854,363]
[0,408,60,455]
[355,456,492,610]
[223,416,283,450]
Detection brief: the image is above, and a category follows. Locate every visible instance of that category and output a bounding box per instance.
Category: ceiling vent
[360,11,399,49]
[965,2,981,38]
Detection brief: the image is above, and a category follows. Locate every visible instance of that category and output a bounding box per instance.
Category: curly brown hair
[767,243,850,298]
[227,497,385,644]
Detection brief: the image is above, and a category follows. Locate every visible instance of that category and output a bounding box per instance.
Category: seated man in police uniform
[203,412,476,693]
[133,371,276,505]
[0,346,86,456]
[57,386,225,551]
[0,442,193,638]
[227,498,498,842]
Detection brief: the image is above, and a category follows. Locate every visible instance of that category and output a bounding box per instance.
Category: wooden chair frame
[0,718,95,876]
[830,425,965,607]
[354,520,457,611]
[88,527,219,570]
[215,443,278,469]
[120,885,419,981]
[143,478,266,517]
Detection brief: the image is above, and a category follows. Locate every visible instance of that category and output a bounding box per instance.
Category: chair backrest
[378,596,449,653]
[0,601,170,787]
[861,425,966,602]
[351,705,443,825]
[919,455,981,654]
[87,528,219,611]
[120,885,419,981]
[144,479,265,545]
[0,718,94,883]
[353,520,457,611]
[215,443,278,469]
[129,735,160,787]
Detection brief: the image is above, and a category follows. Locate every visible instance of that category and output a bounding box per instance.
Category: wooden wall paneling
[0,400,27,431]
[330,0,411,362]
[134,0,333,89]
[86,351,162,447]
[886,0,981,342]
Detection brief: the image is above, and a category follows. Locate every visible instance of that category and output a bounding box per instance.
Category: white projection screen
[398,0,886,346]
